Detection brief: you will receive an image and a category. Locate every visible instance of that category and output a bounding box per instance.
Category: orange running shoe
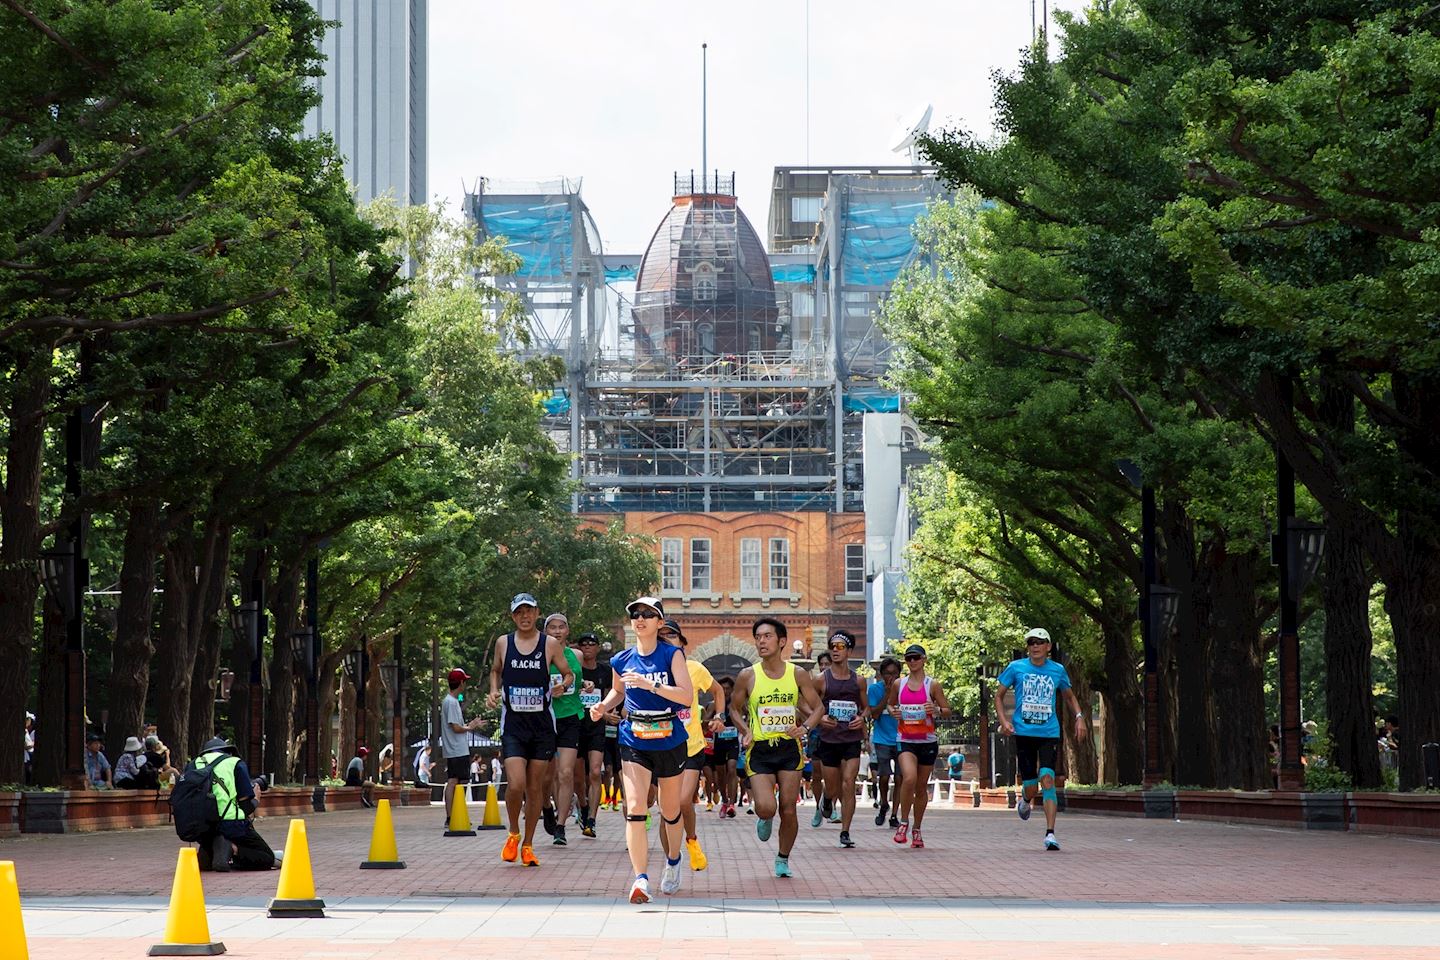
[520,844,540,867]
[501,832,520,862]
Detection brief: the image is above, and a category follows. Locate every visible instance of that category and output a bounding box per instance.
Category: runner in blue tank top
[589,595,694,904]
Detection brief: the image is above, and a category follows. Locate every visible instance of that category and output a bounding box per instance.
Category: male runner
[728,616,823,878]
[868,656,902,827]
[486,593,573,867]
[658,618,724,871]
[815,629,868,847]
[542,612,584,845]
[575,632,612,837]
[994,627,1087,851]
[712,675,740,817]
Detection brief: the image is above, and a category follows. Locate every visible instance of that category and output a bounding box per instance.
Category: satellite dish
[890,104,933,164]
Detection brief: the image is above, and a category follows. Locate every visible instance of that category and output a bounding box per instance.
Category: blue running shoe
[773,856,792,878]
[757,816,773,842]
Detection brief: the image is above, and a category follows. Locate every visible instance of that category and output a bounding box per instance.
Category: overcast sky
[427,0,1084,253]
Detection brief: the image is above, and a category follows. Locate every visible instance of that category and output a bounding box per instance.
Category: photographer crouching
[191,737,279,872]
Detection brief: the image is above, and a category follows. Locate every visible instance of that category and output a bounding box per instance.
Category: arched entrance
[691,633,758,679]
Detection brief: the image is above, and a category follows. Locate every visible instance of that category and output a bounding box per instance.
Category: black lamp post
[380,642,403,786]
[230,599,263,773]
[39,538,87,786]
[288,628,314,784]
[1117,459,1167,786]
[1272,481,1326,790]
[976,662,1000,788]
[343,643,369,774]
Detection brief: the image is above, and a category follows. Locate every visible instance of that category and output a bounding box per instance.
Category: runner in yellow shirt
[658,618,725,871]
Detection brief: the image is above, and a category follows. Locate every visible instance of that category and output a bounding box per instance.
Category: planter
[0,791,20,838]
[1142,789,1176,820]
[975,788,1014,808]
[21,792,66,833]
[63,789,171,831]
[1348,791,1440,837]
[1062,789,1144,817]
[1177,790,1306,828]
[1300,792,1347,830]
[256,785,315,817]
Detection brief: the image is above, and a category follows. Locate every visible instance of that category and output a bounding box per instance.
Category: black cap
[660,618,687,645]
[904,643,926,658]
[201,737,236,754]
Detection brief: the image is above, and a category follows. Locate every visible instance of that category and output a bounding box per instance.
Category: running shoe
[875,801,889,827]
[888,815,900,828]
[580,820,597,839]
[810,804,824,828]
[773,856,792,878]
[686,837,708,871]
[726,804,737,819]
[501,832,520,862]
[645,814,652,830]
[892,822,909,845]
[911,828,924,849]
[660,861,682,895]
[542,805,557,836]
[746,807,755,816]
[829,806,841,823]
[552,825,567,846]
[718,803,728,820]
[629,875,651,904]
[520,844,540,867]
[705,800,714,811]
[821,796,833,819]
[839,831,855,848]
[1044,832,1060,852]
[757,816,773,842]
[1017,797,1032,821]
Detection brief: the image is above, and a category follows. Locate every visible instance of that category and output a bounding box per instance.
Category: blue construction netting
[478,199,574,280]
[771,264,817,284]
[842,196,933,287]
[843,391,901,413]
[604,266,637,282]
[541,389,570,415]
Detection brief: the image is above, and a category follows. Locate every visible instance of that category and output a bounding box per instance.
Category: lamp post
[1117,459,1167,786]
[229,599,263,773]
[1272,463,1326,791]
[303,555,321,784]
[288,628,313,784]
[976,662,999,789]
[343,643,369,775]
[39,537,87,786]
[380,637,403,786]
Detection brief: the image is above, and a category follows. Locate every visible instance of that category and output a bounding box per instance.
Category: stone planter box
[1348,791,1440,837]
[0,791,21,837]
[975,788,1016,808]
[1143,789,1177,819]
[1177,790,1307,828]
[1063,789,1145,817]
[62,789,171,831]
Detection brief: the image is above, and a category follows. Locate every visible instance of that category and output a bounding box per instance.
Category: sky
[427,0,1085,254]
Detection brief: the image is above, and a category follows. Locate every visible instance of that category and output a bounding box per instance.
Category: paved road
[5,799,1438,958]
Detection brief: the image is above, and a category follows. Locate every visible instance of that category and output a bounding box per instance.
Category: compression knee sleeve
[625,813,647,822]
[1022,778,1039,791]
[1039,767,1056,802]
[662,812,681,825]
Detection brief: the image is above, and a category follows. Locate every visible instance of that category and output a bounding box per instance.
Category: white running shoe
[1044,832,1060,851]
[1017,797,1032,821]
[629,875,651,904]
[660,862,682,895]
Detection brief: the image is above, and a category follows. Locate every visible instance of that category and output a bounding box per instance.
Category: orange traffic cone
[444,785,476,837]
[2,860,29,960]
[360,799,405,869]
[147,848,225,956]
[267,819,325,918]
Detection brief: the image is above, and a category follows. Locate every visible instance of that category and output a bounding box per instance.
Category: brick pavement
[2,798,1435,902]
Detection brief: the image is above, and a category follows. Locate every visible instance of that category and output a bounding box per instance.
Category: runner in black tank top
[486,593,573,868]
[815,630,869,848]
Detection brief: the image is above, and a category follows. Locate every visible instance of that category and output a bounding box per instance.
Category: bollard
[1423,742,1439,789]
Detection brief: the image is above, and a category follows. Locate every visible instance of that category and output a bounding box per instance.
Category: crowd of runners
[440,592,1087,903]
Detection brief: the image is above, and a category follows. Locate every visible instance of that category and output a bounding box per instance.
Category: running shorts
[814,739,862,767]
[747,739,804,777]
[502,722,557,762]
[554,713,581,751]
[619,742,687,779]
[1015,735,1060,781]
[899,741,940,767]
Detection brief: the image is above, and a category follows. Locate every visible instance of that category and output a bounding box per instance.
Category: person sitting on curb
[84,733,112,789]
[193,737,278,872]
[112,736,153,790]
[344,746,376,808]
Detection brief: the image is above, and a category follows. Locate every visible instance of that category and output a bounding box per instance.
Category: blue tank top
[611,640,688,752]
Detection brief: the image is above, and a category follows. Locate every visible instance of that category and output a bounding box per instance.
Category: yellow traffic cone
[443,785,476,837]
[147,848,225,956]
[360,799,405,869]
[1,860,29,960]
[478,783,503,830]
[267,819,326,918]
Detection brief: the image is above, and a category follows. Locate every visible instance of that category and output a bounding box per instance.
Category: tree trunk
[155,531,196,765]
[1206,542,1268,789]
[1163,499,1216,787]
[265,562,302,782]
[31,596,68,786]
[1322,515,1381,787]
[1384,524,1440,791]
[0,344,51,783]
[339,674,356,767]
[105,497,162,762]
[1063,659,1098,784]
[314,648,343,781]
[184,524,233,758]
[1098,618,1143,785]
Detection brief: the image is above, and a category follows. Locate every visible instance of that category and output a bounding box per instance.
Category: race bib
[703,735,715,752]
[508,686,545,712]
[562,676,577,696]
[828,699,858,723]
[677,707,692,724]
[717,727,739,740]
[605,723,618,738]
[1019,674,1057,726]
[758,704,796,736]
[631,717,674,740]
[899,702,932,737]
[579,690,603,710]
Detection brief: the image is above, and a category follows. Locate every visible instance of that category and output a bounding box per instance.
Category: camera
[253,774,271,793]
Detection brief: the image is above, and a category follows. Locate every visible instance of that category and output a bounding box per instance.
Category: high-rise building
[302,0,428,206]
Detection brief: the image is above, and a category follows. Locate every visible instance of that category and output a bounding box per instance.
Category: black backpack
[170,755,234,841]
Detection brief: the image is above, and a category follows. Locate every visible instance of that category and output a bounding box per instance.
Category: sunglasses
[1026,639,1049,646]
[904,654,924,661]
[630,609,662,620]
[578,639,599,646]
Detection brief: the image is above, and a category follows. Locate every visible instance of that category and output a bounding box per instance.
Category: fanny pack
[629,709,676,740]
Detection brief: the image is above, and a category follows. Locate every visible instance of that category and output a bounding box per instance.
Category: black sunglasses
[904,653,924,661]
[578,638,599,646]
[630,609,662,620]
[1026,638,1049,645]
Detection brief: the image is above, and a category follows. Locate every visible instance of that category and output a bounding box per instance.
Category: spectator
[23,713,35,785]
[469,753,483,784]
[414,743,432,786]
[946,748,964,781]
[1385,716,1400,748]
[490,753,503,784]
[377,743,394,784]
[193,737,277,872]
[144,735,178,786]
[113,737,153,790]
[84,733,112,789]
[343,746,375,808]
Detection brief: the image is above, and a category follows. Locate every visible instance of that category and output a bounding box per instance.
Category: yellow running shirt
[681,659,716,757]
[748,662,800,743]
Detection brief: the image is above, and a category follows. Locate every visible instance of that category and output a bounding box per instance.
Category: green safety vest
[194,751,242,821]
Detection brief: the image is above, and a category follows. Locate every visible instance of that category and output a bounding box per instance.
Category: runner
[658,618,724,871]
[815,629,868,848]
[542,612,584,845]
[588,596,694,903]
[485,593,574,867]
[575,631,612,838]
[712,675,740,817]
[808,650,832,827]
[728,616,823,878]
[994,627,1087,851]
[886,643,951,849]
[868,656,902,827]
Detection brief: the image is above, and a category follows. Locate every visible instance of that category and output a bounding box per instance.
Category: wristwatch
[1074,712,1084,719]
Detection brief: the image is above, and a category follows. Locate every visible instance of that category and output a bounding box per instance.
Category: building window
[791,195,822,223]
[661,538,683,592]
[768,538,790,593]
[740,538,762,593]
[845,544,865,594]
[691,538,712,592]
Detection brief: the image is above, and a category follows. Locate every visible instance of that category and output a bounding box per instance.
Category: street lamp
[229,598,263,774]
[976,662,1000,788]
[39,543,77,622]
[288,629,314,677]
[1117,459,1166,786]
[230,601,260,658]
[344,645,369,772]
[40,537,87,786]
[381,646,404,785]
[216,669,235,702]
[1286,519,1327,599]
[1148,586,1181,641]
